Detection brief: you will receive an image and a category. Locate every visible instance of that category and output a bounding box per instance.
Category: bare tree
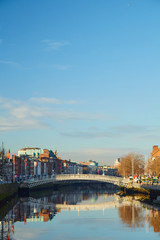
[150,157,160,177]
[118,153,144,177]
[0,145,8,179]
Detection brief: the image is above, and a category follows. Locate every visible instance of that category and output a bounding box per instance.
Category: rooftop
[20,147,41,151]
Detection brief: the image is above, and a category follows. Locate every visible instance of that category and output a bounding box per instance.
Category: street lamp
[132,158,134,179]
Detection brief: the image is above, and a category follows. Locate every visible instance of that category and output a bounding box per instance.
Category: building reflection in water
[0,187,116,239]
[2,188,160,239]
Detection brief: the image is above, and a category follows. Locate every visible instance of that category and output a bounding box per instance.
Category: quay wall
[0,183,19,204]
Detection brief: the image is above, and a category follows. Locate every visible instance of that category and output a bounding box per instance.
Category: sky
[0,0,160,165]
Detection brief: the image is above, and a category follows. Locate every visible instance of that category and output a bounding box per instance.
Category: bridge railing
[55,174,125,183]
[20,174,130,188]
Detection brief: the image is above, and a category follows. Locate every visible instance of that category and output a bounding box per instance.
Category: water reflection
[118,198,144,228]
[118,197,160,236]
[149,208,160,233]
[1,187,160,239]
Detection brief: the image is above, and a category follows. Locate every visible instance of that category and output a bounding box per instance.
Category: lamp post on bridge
[102,161,105,176]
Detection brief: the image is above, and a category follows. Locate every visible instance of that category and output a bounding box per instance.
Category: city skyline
[0,0,160,164]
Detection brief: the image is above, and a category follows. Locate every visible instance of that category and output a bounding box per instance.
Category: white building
[18,147,44,157]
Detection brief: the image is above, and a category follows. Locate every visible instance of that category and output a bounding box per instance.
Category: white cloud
[0,97,110,132]
[0,118,45,131]
[11,105,45,119]
[0,98,48,131]
[1,96,159,150]
[42,40,70,51]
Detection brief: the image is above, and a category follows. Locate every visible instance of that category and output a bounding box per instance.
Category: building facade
[18,147,44,157]
[150,145,160,160]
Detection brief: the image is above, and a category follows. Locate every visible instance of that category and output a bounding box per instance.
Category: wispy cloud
[0,117,46,131]
[60,124,156,139]
[42,40,70,51]
[0,98,48,131]
[1,97,157,145]
[50,111,111,121]
[0,97,110,132]
[0,39,2,44]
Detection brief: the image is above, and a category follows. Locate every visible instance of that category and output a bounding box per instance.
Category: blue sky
[0,0,160,164]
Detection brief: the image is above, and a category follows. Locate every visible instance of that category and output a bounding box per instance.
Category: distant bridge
[56,174,129,186]
[20,174,130,189]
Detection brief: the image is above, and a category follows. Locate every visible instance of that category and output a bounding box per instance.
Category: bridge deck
[19,174,160,192]
[20,174,129,189]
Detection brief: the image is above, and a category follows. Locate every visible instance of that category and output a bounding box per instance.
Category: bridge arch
[20,174,130,189]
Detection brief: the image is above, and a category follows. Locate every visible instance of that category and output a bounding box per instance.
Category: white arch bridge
[20,174,130,189]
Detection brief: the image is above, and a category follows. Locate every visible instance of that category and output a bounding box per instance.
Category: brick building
[150,145,160,159]
[148,145,160,175]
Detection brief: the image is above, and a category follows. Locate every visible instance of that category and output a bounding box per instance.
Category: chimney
[153,145,158,153]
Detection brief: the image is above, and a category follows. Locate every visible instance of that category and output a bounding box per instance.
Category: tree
[0,146,8,179]
[0,147,5,177]
[118,153,144,177]
[150,156,160,177]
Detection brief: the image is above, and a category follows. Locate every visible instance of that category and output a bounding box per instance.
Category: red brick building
[150,145,160,159]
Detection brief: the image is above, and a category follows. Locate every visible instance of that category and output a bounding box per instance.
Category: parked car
[153,178,159,183]
[136,179,142,183]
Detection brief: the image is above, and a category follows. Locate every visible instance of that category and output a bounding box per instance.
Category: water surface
[1,185,160,240]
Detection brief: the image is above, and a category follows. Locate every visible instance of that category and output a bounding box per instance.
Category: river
[1,183,160,240]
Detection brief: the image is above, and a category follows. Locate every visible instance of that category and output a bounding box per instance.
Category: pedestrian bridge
[56,174,128,186]
[20,174,130,189]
